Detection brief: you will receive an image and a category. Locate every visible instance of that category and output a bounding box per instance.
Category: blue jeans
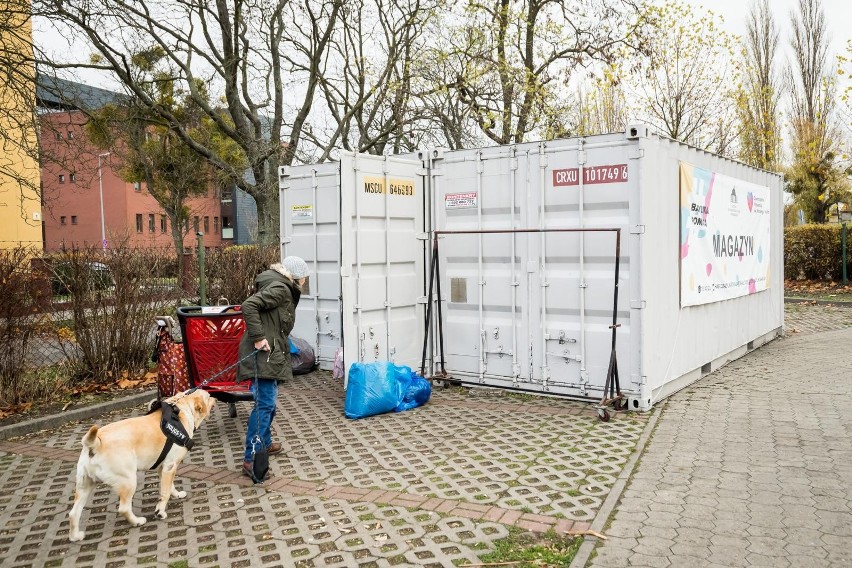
[244,378,278,462]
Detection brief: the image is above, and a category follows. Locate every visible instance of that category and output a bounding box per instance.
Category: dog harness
[147,400,194,470]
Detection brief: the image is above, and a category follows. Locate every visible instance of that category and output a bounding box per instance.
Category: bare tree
[737,0,782,171]
[301,0,439,161]
[631,1,740,155]
[573,68,629,137]
[436,0,650,146]
[32,0,344,244]
[786,0,849,223]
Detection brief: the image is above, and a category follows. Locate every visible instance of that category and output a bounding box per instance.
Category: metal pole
[97,152,111,252]
[843,223,847,285]
[197,232,207,306]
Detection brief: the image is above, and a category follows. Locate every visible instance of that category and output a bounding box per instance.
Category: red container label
[552,164,628,187]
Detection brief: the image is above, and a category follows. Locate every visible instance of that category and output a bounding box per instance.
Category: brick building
[37,77,243,252]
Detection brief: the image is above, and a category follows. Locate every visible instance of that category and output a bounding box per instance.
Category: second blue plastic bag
[395,375,431,412]
[345,362,411,419]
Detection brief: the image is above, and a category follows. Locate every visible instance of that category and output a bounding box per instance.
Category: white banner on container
[680,162,771,307]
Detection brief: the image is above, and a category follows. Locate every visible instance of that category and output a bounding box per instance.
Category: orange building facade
[41,111,226,252]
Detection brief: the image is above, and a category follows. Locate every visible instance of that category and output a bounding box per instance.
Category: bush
[784,224,843,281]
[205,245,279,305]
[0,247,51,406]
[50,245,182,383]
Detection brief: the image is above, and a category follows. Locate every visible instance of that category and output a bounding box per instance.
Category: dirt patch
[0,384,156,428]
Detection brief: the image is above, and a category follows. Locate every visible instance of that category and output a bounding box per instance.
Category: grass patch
[470,527,582,567]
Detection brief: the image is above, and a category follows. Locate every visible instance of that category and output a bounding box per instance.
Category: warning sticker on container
[363,176,385,194]
[445,192,477,209]
[552,164,628,187]
[291,204,313,219]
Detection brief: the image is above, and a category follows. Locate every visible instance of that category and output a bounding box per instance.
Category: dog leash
[186,348,261,394]
[149,348,262,470]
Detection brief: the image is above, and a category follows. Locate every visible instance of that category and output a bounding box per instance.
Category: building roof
[36,75,125,111]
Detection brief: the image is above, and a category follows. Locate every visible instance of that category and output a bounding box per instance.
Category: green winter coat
[237,268,300,382]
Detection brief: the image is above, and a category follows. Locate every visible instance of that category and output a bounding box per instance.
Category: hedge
[784,224,844,281]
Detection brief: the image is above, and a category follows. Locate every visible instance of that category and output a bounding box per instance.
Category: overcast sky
[682,0,852,65]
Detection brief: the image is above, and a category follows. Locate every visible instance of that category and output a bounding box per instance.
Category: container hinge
[579,282,588,289]
[281,237,292,244]
[630,225,645,234]
[540,154,549,168]
[416,233,430,241]
[415,168,428,176]
[631,300,646,309]
[629,148,645,160]
[416,296,428,304]
[279,184,290,191]
[279,165,291,177]
[510,158,518,171]
[578,150,587,166]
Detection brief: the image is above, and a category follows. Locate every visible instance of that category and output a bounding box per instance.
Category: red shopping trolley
[153,305,253,418]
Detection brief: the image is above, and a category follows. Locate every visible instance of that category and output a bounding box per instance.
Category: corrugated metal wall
[279,127,785,410]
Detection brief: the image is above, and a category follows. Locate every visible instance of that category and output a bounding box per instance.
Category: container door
[339,153,426,382]
[279,163,342,370]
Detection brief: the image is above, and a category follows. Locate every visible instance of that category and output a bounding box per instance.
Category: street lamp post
[97,152,111,251]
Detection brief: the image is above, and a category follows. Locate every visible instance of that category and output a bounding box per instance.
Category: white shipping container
[425,126,783,410]
[280,126,784,411]
[280,153,428,377]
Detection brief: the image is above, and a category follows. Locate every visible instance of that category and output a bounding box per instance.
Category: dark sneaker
[241,461,254,477]
[267,442,282,455]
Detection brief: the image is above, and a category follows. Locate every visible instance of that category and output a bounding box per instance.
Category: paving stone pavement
[783,302,852,335]
[586,319,852,567]
[0,372,648,567]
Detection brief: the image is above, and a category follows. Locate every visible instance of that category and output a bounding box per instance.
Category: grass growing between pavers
[460,527,582,567]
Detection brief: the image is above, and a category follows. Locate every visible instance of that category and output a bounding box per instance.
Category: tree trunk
[254,184,279,246]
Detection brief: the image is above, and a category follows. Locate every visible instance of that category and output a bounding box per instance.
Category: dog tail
[81,425,100,454]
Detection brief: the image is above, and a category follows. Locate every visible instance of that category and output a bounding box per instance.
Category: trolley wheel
[614,398,628,411]
[228,402,237,418]
[597,408,611,422]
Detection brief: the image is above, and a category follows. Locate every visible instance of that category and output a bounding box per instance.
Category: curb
[784,297,852,306]
[0,389,156,441]
[568,400,666,568]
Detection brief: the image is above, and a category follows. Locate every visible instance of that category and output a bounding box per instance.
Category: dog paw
[132,516,147,527]
[155,507,168,520]
[69,531,85,542]
[175,490,187,499]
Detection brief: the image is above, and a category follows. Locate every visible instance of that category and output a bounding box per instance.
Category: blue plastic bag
[395,374,431,412]
[289,337,299,354]
[345,362,410,419]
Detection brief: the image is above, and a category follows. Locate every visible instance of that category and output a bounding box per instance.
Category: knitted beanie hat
[282,256,309,279]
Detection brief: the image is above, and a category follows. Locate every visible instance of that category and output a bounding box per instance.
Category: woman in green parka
[238,256,309,476]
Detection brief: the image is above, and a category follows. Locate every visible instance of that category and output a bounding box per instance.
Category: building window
[148,214,155,233]
[58,174,65,184]
[55,131,62,140]
[203,216,209,233]
[69,173,77,183]
[160,215,167,233]
[60,216,66,225]
[214,216,219,234]
[136,214,143,233]
[193,216,200,233]
[67,130,74,140]
[71,216,77,225]
[221,188,233,203]
[184,219,189,232]
[133,181,141,192]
